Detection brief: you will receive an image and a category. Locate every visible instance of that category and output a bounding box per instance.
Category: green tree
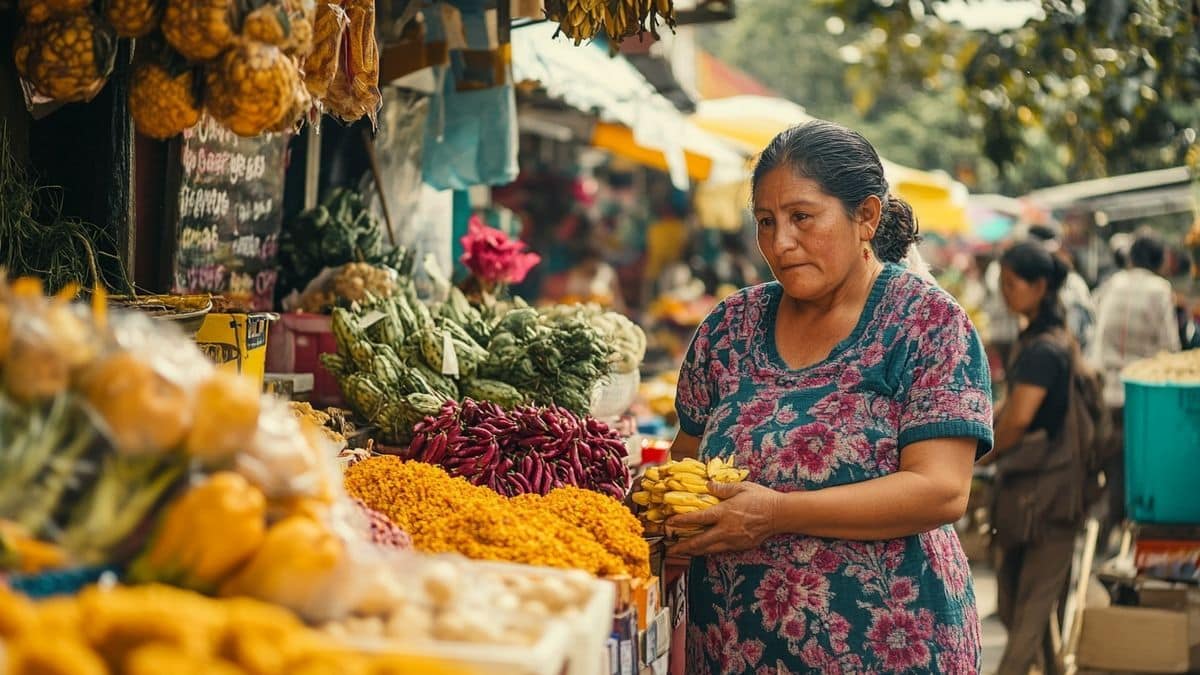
[822,0,1200,187]
[697,0,1014,192]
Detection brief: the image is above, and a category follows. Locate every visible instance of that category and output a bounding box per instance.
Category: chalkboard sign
[171,114,287,310]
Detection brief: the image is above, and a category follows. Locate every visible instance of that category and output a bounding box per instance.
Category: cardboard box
[640,608,671,666]
[1140,586,1200,668]
[196,312,273,389]
[633,576,661,632]
[1076,606,1190,673]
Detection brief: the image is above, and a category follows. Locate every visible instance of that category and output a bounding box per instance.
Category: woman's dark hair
[1130,234,1166,272]
[1001,240,1069,336]
[751,120,919,263]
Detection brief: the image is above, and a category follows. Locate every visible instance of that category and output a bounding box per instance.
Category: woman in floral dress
[669,121,994,674]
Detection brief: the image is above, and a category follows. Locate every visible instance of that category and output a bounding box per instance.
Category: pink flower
[839,367,864,388]
[810,548,841,575]
[776,406,799,425]
[753,568,830,631]
[459,216,541,284]
[922,529,971,598]
[784,422,837,482]
[889,576,920,605]
[865,608,934,672]
[738,397,776,427]
[934,624,979,673]
[782,616,807,641]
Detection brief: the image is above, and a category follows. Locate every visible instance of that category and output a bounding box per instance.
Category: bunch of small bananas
[632,457,748,535]
[544,0,676,47]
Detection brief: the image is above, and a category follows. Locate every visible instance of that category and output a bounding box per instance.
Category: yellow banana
[712,469,742,483]
[631,491,651,506]
[644,467,661,481]
[641,478,666,492]
[664,491,714,508]
[669,505,702,514]
[649,492,664,504]
[738,469,750,481]
[644,507,666,523]
[706,457,724,477]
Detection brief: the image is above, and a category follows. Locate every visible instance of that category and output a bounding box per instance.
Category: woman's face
[753,165,876,301]
[999,266,1046,317]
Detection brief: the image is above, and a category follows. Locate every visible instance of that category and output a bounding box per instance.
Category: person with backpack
[981,241,1106,675]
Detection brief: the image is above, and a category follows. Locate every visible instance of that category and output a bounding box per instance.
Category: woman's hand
[666,482,783,557]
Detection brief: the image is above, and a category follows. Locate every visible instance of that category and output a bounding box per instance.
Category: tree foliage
[822,0,1200,188]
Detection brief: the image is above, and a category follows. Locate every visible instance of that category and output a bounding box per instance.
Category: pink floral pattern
[677,265,992,673]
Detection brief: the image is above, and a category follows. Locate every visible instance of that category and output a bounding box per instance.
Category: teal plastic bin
[1124,379,1200,524]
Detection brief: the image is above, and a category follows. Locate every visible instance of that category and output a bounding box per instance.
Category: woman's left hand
[666,481,783,557]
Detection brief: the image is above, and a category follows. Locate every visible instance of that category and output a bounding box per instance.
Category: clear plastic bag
[304,2,348,101]
[324,0,382,126]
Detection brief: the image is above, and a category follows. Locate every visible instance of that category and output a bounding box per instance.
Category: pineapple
[242,5,290,46]
[18,0,91,24]
[13,22,42,80]
[204,40,296,137]
[104,0,161,38]
[162,0,236,62]
[268,62,311,133]
[130,62,202,139]
[27,12,117,103]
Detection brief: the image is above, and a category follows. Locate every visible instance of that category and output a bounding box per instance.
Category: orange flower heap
[345,457,648,577]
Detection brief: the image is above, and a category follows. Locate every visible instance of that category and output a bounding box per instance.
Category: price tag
[359,310,387,329]
[441,330,460,377]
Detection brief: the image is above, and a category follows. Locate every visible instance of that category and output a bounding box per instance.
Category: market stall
[1,0,701,671]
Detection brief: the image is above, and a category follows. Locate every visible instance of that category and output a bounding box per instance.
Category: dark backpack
[992,331,1109,546]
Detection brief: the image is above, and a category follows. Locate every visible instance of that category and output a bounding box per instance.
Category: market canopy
[510,23,743,188]
[690,96,971,236]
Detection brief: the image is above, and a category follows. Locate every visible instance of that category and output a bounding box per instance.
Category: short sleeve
[1009,340,1068,390]
[898,293,995,458]
[675,305,725,437]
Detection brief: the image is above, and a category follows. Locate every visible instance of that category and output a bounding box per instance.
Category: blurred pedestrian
[1028,225,1096,354]
[711,232,761,291]
[982,241,1081,675]
[1088,233,1181,548]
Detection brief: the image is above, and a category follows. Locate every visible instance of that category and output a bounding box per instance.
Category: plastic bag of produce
[235,397,346,500]
[324,0,381,125]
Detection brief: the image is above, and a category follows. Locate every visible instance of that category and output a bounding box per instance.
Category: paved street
[974,564,1007,674]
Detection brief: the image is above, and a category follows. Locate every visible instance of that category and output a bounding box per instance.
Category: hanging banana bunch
[544,0,676,47]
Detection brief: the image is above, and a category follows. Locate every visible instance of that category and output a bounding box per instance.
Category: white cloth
[1088,268,1182,406]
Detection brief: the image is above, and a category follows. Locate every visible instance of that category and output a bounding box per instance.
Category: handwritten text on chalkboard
[172,114,287,311]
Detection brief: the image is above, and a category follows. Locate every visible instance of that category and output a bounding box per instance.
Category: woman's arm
[668,437,977,555]
[770,437,976,540]
[981,382,1047,464]
[670,431,701,461]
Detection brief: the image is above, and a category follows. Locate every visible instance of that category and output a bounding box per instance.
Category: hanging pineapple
[283,0,315,58]
[161,0,237,62]
[268,61,311,133]
[204,40,297,137]
[17,0,91,25]
[130,61,202,139]
[242,4,290,46]
[13,23,42,80]
[104,0,162,38]
[26,12,117,103]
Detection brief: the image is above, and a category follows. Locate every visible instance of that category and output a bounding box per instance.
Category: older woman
[668,121,993,674]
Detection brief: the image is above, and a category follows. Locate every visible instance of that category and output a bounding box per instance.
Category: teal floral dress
[676,264,993,674]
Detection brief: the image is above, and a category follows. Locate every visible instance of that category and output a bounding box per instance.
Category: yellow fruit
[284,1,314,57]
[630,491,650,506]
[80,352,194,454]
[243,4,290,45]
[162,0,237,61]
[205,40,297,137]
[643,467,661,481]
[663,492,714,508]
[267,63,311,133]
[184,370,261,463]
[105,0,161,37]
[668,505,701,514]
[303,2,345,99]
[27,12,116,103]
[643,507,666,523]
[13,23,42,80]
[18,0,90,24]
[130,62,202,140]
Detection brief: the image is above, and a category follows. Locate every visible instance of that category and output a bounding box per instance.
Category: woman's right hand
[666,481,783,557]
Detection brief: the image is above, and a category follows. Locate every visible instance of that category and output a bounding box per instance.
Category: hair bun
[873,195,920,264]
